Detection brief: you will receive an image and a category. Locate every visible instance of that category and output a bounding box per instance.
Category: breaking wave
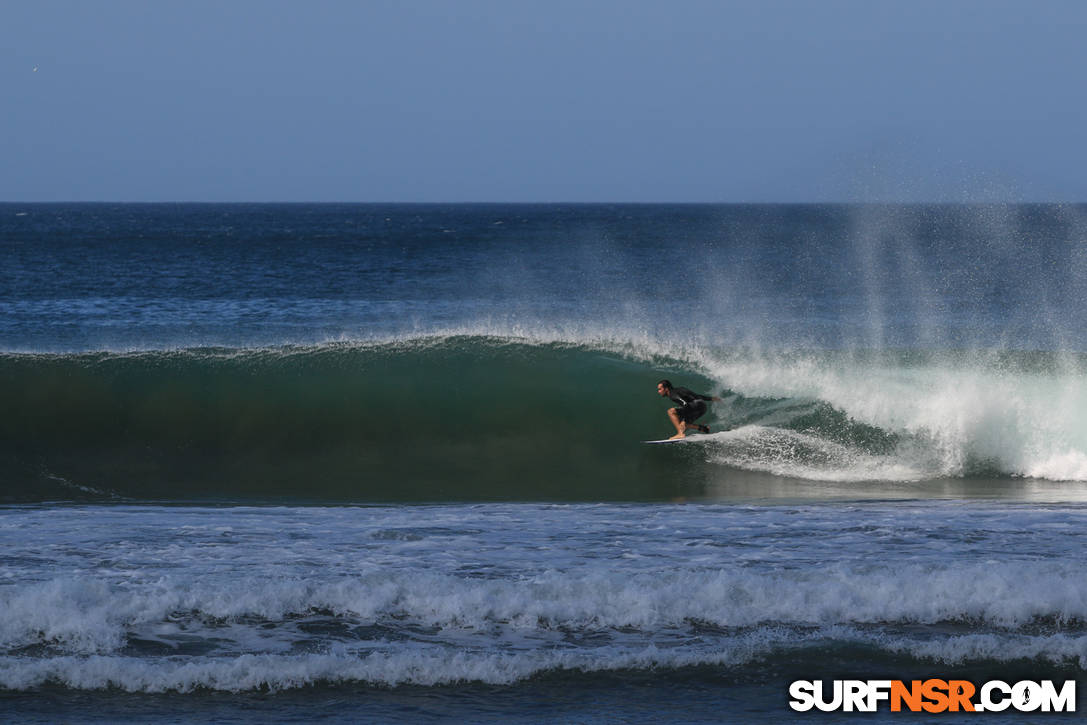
[5,333,1087,502]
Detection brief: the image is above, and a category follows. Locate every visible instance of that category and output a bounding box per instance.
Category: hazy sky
[4,0,1085,202]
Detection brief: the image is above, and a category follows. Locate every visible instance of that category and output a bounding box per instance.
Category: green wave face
[9,335,1087,503]
[2,337,719,502]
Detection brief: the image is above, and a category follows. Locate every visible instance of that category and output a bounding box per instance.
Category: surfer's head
[656,380,673,396]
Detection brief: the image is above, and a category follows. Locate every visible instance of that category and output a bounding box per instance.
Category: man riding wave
[656,379,723,439]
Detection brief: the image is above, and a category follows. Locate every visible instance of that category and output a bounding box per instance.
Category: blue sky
[4,0,1085,202]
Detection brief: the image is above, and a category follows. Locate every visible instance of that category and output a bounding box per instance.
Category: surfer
[656,380,722,439]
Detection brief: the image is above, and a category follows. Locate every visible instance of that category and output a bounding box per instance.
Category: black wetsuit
[668,387,713,423]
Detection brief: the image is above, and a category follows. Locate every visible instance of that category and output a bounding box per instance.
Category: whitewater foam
[3,501,1087,696]
[5,558,1086,661]
[5,627,1087,693]
[702,348,1087,481]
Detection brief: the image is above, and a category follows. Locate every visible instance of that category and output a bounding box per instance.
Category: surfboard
[643,433,708,444]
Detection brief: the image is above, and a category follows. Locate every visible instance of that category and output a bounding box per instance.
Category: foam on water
[3,560,1086,657]
[4,629,1087,693]
[2,503,1086,692]
[0,641,823,692]
[695,347,1087,482]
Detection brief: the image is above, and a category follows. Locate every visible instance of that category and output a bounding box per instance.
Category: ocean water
[3,203,1087,722]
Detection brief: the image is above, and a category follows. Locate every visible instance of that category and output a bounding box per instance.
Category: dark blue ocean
[3,203,1087,722]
